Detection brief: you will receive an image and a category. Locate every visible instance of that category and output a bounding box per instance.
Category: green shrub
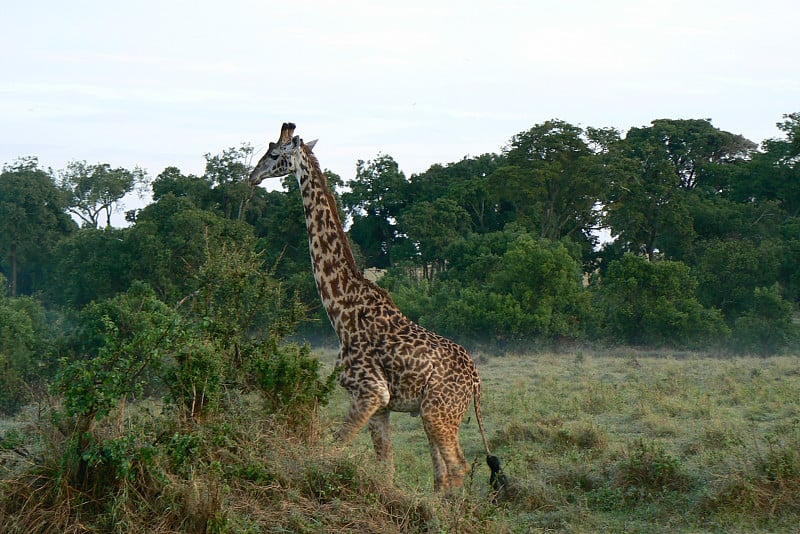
[732,284,797,355]
[0,277,58,415]
[162,337,226,417]
[614,439,692,498]
[250,343,338,428]
[55,282,178,424]
[598,253,729,347]
[389,232,591,343]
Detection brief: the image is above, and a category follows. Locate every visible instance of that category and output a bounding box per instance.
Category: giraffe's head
[249,122,317,186]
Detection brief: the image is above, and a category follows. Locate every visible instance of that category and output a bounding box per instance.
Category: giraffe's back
[372,313,480,415]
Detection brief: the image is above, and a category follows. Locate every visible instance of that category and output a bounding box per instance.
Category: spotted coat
[250,123,494,491]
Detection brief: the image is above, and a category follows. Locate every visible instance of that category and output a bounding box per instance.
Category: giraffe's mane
[302,144,398,306]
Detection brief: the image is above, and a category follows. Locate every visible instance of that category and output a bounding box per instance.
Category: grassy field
[2,348,799,532]
[322,347,800,532]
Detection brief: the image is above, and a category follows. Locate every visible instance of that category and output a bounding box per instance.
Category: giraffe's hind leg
[426,436,446,491]
[422,415,468,492]
[368,407,394,480]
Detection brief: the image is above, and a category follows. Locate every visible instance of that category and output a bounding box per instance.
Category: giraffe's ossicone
[250,123,506,494]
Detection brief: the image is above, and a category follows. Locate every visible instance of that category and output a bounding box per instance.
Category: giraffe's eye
[269,153,279,160]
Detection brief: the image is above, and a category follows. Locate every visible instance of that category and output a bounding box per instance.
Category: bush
[388,232,591,343]
[162,336,226,417]
[732,284,798,355]
[250,342,338,428]
[0,276,58,414]
[597,254,728,347]
[55,282,178,425]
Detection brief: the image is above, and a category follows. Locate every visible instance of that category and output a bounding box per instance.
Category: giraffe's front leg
[335,383,390,444]
[368,407,394,480]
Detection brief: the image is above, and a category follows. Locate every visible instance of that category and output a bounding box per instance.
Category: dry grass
[2,348,800,532]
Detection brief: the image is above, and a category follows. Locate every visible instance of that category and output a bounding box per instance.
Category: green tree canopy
[58,161,147,228]
[0,158,75,296]
[598,253,728,347]
[492,120,605,245]
[342,154,408,268]
[406,153,507,234]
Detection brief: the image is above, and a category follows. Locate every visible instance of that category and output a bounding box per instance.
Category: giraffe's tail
[474,383,508,497]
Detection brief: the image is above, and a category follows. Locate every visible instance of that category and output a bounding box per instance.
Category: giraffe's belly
[388,396,422,416]
[384,366,428,416]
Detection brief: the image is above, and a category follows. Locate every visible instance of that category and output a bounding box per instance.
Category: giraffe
[249,123,505,493]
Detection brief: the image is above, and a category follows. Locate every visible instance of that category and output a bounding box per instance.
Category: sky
[2,0,799,202]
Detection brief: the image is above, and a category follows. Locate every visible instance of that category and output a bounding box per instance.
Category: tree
[0,158,75,296]
[605,119,757,261]
[732,284,797,355]
[151,166,213,207]
[0,274,58,414]
[727,113,800,218]
[126,194,253,302]
[390,229,590,343]
[487,233,589,340]
[398,198,471,278]
[407,153,507,234]
[644,118,755,191]
[202,144,254,220]
[492,120,605,245]
[605,126,692,261]
[150,145,257,222]
[342,154,408,268]
[46,227,134,309]
[693,238,783,322]
[58,161,147,228]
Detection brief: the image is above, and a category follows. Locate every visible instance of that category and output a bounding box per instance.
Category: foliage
[160,235,333,418]
[694,237,784,322]
[55,282,178,423]
[0,275,59,414]
[341,154,408,268]
[46,227,134,309]
[250,343,339,429]
[731,284,798,355]
[126,195,254,302]
[3,113,800,356]
[493,119,606,247]
[202,143,254,220]
[57,160,147,228]
[41,234,338,509]
[389,231,590,343]
[406,153,507,234]
[0,157,76,296]
[398,197,471,276]
[597,253,728,347]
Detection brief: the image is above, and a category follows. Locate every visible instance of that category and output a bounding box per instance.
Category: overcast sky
[2,0,798,190]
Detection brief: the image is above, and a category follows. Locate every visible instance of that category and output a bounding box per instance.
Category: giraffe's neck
[295,145,380,339]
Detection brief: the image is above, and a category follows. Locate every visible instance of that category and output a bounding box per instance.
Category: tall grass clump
[703,426,800,522]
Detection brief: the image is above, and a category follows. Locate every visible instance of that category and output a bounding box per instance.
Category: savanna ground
[2,347,799,533]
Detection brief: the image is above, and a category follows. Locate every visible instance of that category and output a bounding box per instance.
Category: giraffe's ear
[305,139,318,152]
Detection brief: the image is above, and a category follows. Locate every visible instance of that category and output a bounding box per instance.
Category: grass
[2,348,800,532]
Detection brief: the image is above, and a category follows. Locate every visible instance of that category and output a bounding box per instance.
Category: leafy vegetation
[0,113,799,531]
[2,114,799,352]
[4,350,797,532]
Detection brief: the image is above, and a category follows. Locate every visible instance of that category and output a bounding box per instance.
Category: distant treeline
[1,115,799,409]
